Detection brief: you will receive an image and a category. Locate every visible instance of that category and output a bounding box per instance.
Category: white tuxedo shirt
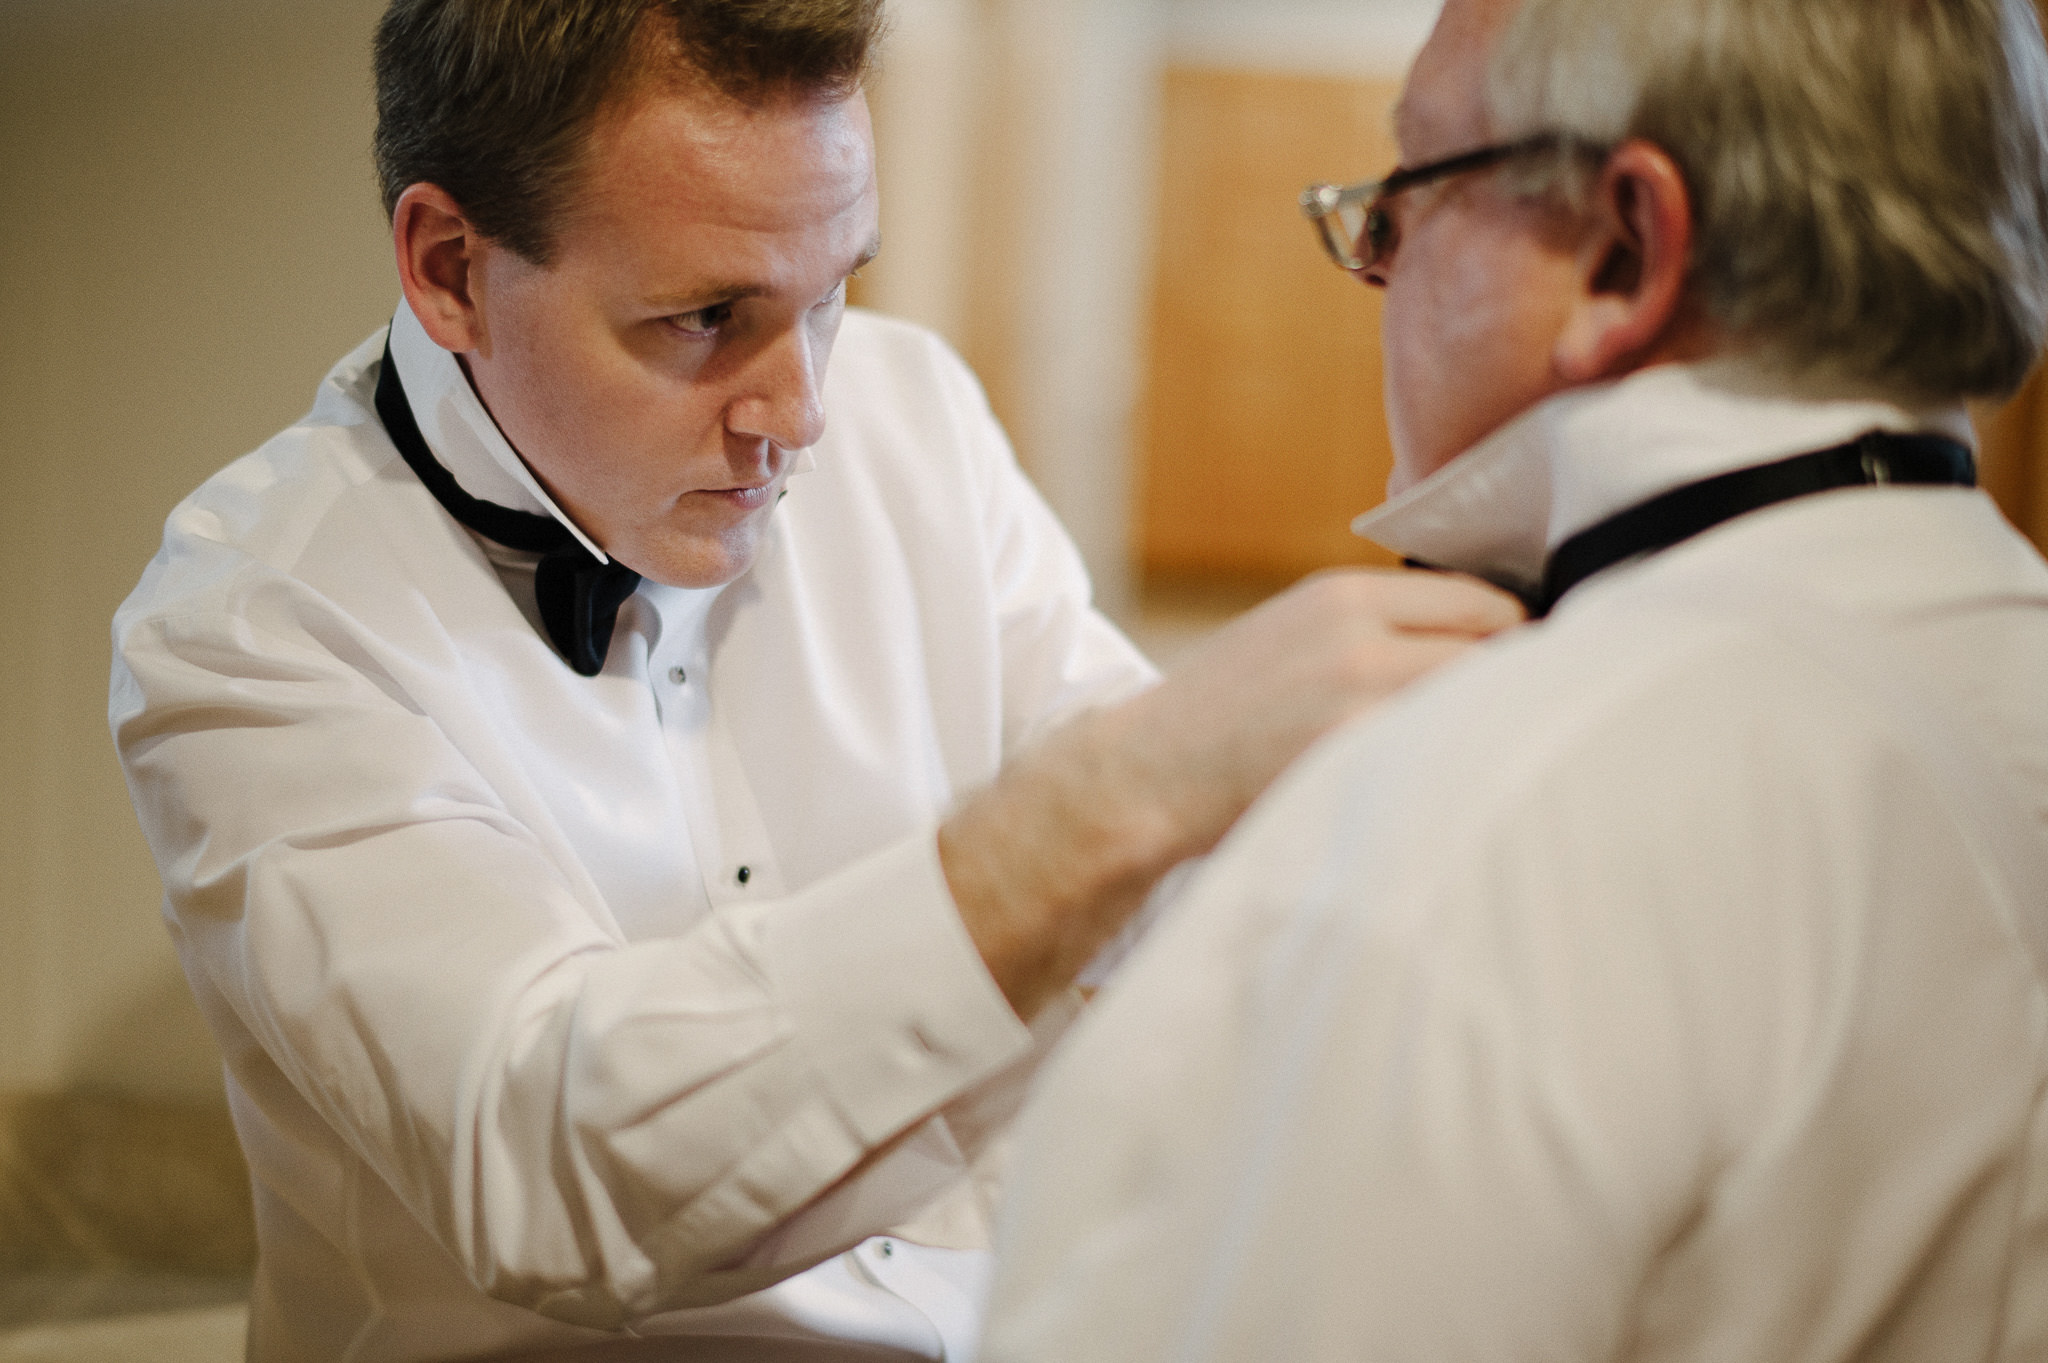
[111,304,1154,1362]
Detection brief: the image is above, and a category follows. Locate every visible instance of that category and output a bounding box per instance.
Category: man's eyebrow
[644,238,883,312]
[646,282,769,311]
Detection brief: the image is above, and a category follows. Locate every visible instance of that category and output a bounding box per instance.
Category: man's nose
[727,325,827,453]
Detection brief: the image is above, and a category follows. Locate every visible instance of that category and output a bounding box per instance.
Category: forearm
[941,668,1312,1021]
[943,569,1529,1019]
[941,702,1189,1020]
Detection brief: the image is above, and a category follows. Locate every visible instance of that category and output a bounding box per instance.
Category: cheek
[543,340,704,485]
[487,303,614,448]
[1379,246,1473,486]
[1379,294,1428,442]
[1383,217,1578,486]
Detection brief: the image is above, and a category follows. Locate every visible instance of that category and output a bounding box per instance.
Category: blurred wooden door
[1981,373,2048,552]
[1138,68,1405,589]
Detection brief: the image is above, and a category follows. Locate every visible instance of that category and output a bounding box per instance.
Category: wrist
[940,704,1185,1018]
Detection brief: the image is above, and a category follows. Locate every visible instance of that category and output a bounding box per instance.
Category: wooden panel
[1979,363,2048,555]
[1138,67,1404,587]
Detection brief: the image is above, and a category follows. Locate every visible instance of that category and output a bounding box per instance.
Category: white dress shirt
[109,304,1155,1363]
[982,360,2048,1363]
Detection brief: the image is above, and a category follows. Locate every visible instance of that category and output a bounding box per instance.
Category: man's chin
[1385,451,1432,498]
[621,531,763,591]
[1383,417,1437,497]
[1386,428,1488,497]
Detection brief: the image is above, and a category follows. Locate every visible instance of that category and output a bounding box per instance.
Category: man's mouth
[698,482,776,509]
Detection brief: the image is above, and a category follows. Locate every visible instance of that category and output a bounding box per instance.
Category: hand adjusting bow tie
[374,338,640,676]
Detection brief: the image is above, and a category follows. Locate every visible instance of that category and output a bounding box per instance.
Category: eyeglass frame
[1299,132,1598,274]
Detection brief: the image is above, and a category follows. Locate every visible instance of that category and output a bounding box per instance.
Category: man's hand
[941,568,1524,1019]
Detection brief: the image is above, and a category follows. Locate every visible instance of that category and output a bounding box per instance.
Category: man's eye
[669,303,733,338]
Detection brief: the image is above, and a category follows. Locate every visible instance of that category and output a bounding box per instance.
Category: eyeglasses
[1299,133,1576,275]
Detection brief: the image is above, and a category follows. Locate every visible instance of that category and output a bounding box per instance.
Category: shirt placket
[651,640,785,914]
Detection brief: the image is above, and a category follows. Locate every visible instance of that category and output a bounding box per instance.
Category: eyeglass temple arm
[1301,133,1585,220]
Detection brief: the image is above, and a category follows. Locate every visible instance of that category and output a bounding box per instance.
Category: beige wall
[0,0,393,1098]
[859,0,1440,611]
[863,0,1171,617]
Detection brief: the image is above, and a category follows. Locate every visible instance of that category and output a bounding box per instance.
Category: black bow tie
[1532,429,1975,616]
[374,338,640,676]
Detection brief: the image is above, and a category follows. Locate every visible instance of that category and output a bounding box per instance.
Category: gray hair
[1487,0,2048,401]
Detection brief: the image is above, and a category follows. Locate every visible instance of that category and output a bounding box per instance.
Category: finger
[1292,567,1526,636]
[1329,630,1485,696]
[1386,572,1527,635]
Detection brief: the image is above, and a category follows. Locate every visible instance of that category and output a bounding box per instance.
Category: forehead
[1394,0,1518,154]
[561,79,877,271]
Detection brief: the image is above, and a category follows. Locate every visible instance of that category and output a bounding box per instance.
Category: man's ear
[1553,140,1697,383]
[392,183,489,354]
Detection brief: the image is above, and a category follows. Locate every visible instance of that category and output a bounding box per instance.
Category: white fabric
[109,304,1156,1363]
[982,360,2048,1363]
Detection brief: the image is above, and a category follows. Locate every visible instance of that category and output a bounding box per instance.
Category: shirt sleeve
[111,553,1037,1331]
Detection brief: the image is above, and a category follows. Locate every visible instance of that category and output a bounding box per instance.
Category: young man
[108,1,1515,1358]
[982,0,2048,1358]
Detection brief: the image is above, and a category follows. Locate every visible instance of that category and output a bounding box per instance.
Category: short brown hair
[373,0,884,263]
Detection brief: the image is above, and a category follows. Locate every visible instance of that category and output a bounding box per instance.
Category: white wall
[1165,0,1442,77]
[862,0,1438,614]
[863,0,1166,616]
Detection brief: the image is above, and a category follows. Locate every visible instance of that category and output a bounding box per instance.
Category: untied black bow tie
[374,338,640,676]
[1533,429,1975,615]
[1411,429,1976,617]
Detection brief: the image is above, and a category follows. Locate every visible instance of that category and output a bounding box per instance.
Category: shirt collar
[1352,358,1976,600]
[386,299,612,562]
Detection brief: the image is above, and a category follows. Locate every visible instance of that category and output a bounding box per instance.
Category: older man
[981,0,2048,1359]
[107,1,1517,1360]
